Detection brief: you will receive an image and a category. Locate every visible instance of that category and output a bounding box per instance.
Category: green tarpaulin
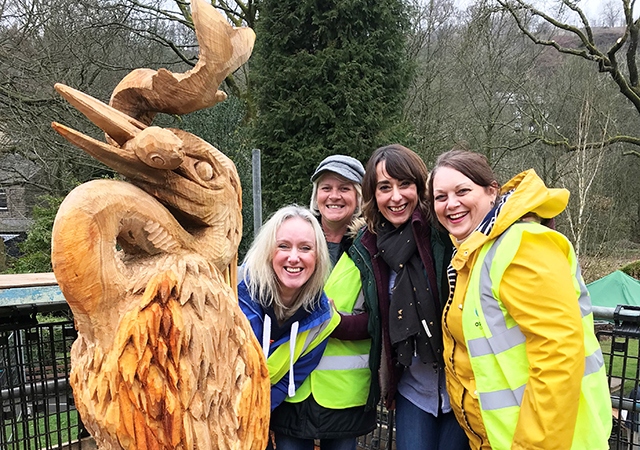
[587,270,640,308]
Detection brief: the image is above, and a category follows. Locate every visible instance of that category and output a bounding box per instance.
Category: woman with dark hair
[429,149,611,449]
[349,144,468,450]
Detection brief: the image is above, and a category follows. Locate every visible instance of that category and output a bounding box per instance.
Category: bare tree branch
[495,0,640,147]
[540,135,640,152]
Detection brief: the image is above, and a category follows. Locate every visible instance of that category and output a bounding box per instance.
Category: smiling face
[272,216,317,306]
[316,173,358,228]
[375,161,418,228]
[432,166,498,241]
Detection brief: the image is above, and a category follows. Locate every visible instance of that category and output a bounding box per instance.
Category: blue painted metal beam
[0,273,67,309]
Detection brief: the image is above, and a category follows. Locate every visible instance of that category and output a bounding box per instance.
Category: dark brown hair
[362,144,430,232]
[427,149,500,224]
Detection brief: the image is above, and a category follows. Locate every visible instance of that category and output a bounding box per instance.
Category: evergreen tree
[252,0,414,213]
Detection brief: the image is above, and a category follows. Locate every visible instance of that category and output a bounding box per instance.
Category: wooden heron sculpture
[50,1,270,448]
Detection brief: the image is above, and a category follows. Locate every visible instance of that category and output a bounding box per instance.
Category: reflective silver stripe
[480,232,514,334]
[302,312,336,352]
[479,384,526,410]
[315,354,370,371]
[575,265,592,318]
[352,289,366,314]
[476,231,527,354]
[468,327,526,357]
[474,224,601,415]
[474,231,527,412]
[584,347,604,376]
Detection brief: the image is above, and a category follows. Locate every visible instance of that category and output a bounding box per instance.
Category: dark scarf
[377,219,442,367]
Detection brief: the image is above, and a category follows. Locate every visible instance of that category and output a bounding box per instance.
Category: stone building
[0,153,44,257]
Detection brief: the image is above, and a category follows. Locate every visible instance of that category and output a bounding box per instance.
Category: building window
[0,190,7,210]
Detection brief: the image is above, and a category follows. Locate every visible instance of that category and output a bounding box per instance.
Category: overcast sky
[455,0,636,24]
[577,0,611,21]
[539,0,638,24]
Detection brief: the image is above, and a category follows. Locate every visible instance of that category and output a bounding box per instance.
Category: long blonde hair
[242,205,331,321]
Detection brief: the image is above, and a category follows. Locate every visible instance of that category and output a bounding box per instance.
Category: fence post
[252,149,262,237]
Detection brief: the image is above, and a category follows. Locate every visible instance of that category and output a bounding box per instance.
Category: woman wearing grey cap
[310,155,365,264]
[268,155,377,450]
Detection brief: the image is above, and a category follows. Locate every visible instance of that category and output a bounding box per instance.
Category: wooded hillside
[2,0,639,281]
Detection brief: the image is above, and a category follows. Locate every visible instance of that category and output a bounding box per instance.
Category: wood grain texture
[50,1,269,448]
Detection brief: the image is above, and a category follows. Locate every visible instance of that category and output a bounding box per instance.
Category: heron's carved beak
[52,83,186,176]
[52,84,241,228]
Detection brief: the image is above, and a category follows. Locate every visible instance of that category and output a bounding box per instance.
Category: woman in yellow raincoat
[428,149,611,450]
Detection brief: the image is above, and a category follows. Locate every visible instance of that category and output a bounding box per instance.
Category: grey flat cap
[311,155,365,184]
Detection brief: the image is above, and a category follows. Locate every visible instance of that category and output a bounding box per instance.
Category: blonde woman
[238,205,340,439]
[270,156,376,450]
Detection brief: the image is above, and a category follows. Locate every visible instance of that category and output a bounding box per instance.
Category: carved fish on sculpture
[50,0,269,448]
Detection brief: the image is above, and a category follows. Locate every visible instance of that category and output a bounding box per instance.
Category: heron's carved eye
[195,161,214,181]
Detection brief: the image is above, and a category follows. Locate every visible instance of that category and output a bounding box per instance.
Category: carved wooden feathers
[50,0,269,448]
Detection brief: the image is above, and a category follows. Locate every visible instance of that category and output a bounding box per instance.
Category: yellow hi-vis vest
[287,252,371,408]
[267,307,341,391]
[462,222,611,450]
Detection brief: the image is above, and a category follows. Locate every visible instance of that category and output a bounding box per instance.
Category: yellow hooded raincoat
[442,169,611,450]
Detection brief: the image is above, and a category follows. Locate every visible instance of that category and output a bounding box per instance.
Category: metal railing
[599,305,640,450]
[0,273,635,450]
[0,274,87,450]
[0,310,87,450]
[357,403,393,450]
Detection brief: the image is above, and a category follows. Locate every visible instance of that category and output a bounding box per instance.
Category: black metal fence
[357,404,394,450]
[0,299,395,450]
[3,300,640,450]
[600,305,640,450]
[0,306,87,450]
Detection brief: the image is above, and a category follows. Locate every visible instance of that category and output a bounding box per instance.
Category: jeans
[273,433,357,450]
[395,393,470,450]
